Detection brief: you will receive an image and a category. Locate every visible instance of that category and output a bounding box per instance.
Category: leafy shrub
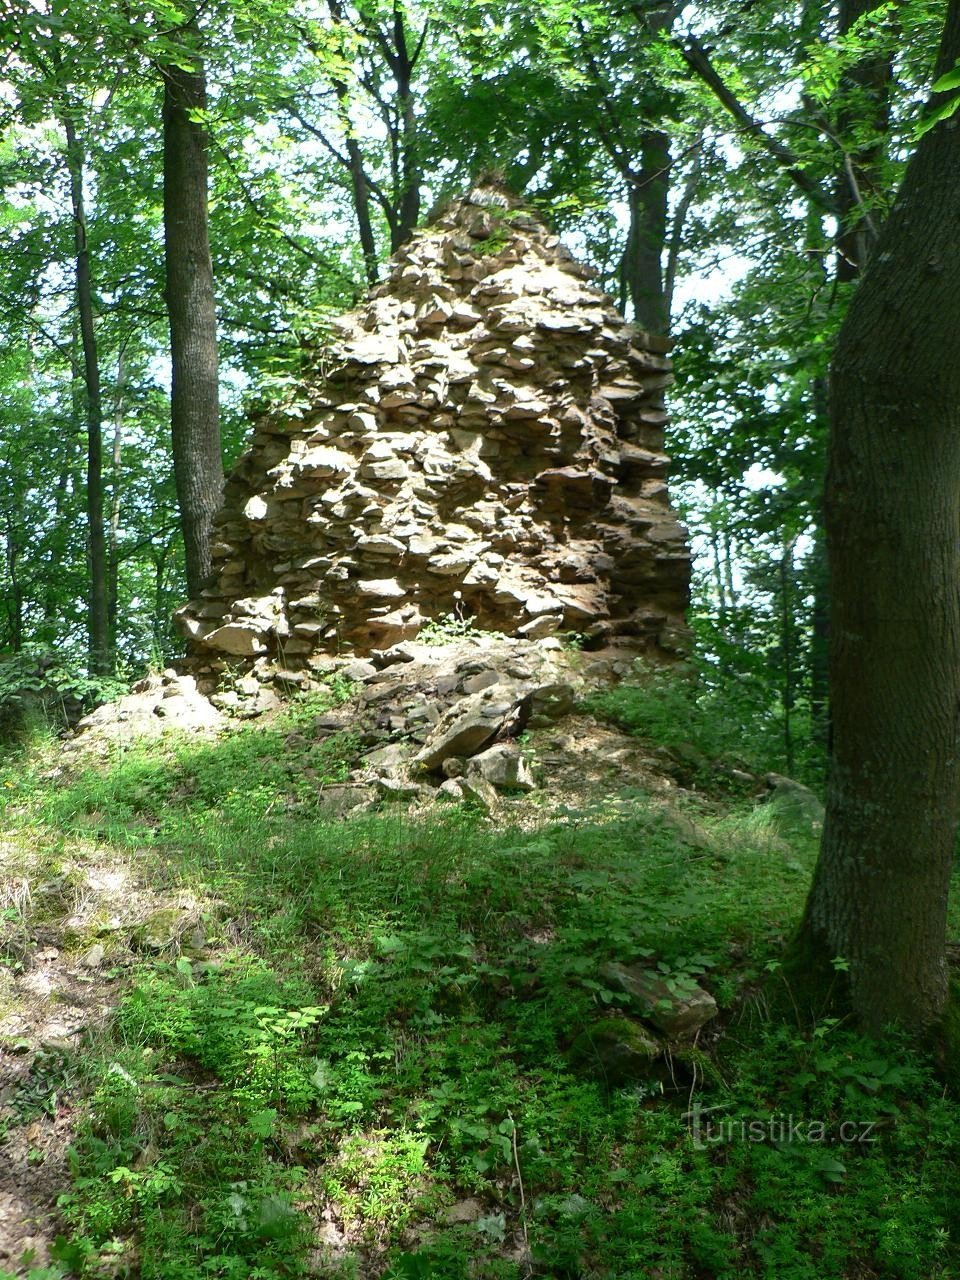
[0,647,128,747]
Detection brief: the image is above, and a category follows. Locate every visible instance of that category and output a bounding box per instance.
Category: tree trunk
[664,136,702,321]
[162,51,223,598]
[2,511,22,652]
[390,8,422,249]
[807,373,831,755]
[108,346,126,662]
[779,537,797,776]
[327,0,380,283]
[344,131,379,283]
[792,0,960,1032]
[834,0,893,281]
[621,128,670,335]
[63,114,110,676]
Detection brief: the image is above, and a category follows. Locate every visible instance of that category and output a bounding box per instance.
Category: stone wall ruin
[176,185,690,680]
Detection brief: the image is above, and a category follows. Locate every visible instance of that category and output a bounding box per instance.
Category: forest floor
[1,649,960,1280]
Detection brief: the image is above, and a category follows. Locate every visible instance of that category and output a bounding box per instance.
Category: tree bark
[621,128,670,335]
[162,51,223,598]
[108,345,126,662]
[62,114,110,675]
[389,4,422,249]
[326,0,380,283]
[792,0,960,1032]
[834,0,893,280]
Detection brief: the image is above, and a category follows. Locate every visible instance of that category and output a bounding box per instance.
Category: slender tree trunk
[721,531,736,608]
[792,0,960,1032]
[162,51,223,598]
[834,0,893,280]
[152,544,169,659]
[62,114,110,676]
[344,129,379,283]
[709,528,728,620]
[391,11,421,249]
[621,128,670,335]
[108,346,125,661]
[326,0,380,283]
[41,462,72,633]
[664,136,702,321]
[2,513,22,652]
[779,537,797,775]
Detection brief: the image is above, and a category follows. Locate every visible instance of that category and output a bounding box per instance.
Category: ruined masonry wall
[176,186,690,678]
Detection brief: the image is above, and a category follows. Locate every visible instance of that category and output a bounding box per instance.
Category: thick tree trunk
[792,0,960,1032]
[807,373,831,755]
[63,115,110,676]
[162,53,223,598]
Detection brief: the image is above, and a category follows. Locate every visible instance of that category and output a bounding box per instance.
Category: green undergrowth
[2,693,960,1279]
[586,664,819,785]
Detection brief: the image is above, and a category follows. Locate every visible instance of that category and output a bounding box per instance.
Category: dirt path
[0,834,207,1276]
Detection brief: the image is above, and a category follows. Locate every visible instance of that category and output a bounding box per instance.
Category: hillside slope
[1,640,959,1280]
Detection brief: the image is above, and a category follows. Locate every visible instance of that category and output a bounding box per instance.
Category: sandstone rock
[764,773,825,833]
[340,659,378,682]
[569,1017,662,1084]
[79,943,106,969]
[371,642,417,668]
[468,743,536,791]
[438,778,466,802]
[444,1198,484,1224]
[600,962,717,1039]
[363,742,414,773]
[319,784,376,814]
[462,668,500,694]
[374,776,425,801]
[73,674,224,741]
[413,687,520,770]
[459,773,499,813]
[201,623,268,656]
[527,679,580,722]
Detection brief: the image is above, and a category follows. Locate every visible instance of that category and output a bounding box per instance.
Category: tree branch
[678,32,838,214]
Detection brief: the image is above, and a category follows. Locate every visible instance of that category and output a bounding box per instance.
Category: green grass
[2,692,960,1279]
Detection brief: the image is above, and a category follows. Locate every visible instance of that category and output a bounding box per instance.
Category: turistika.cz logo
[684,1105,879,1147]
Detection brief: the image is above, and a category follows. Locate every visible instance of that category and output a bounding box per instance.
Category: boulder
[468,742,536,791]
[600,962,717,1039]
[201,622,269,656]
[764,773,825,833]
[459,773,499,814]
[569,1017,662,1085]
[74,673,224,741]
[412,687,522,771]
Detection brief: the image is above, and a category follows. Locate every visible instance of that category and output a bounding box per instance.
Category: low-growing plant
[0,647,129,750]
[3,657,958,1279]
[418,602,497,646]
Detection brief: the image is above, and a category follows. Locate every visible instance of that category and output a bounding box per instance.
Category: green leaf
[917,92,960,137]
[247,1108,278,1138]
[932,63,960,93]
